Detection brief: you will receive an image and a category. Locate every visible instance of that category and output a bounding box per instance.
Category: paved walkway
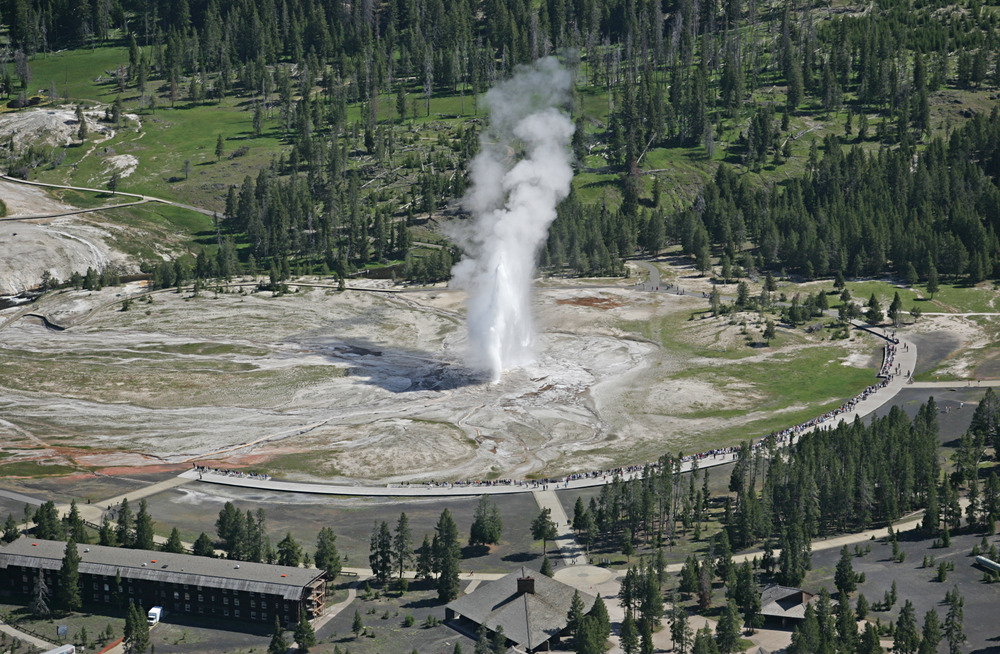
[0,488,45,507]
[0,618,56,650]
[532,490,588,565]
[909,380,1000,388]
[64,475,194,527]
[309,581,359,635]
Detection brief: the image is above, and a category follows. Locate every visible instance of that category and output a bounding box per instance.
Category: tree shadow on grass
[462,544,491,559]
[501,551,540,563]
[400,596,442,610]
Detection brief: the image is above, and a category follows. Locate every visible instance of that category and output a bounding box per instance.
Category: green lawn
[0,461,78,477]
[673,342,876,411]
[25,46,130,102]
[778,278,999,315]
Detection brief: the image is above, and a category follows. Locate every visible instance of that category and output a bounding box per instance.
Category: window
[251,612,257,620]
[262,612,267,621]
[224,609,230,617]
[234,609,240,618]
[261,601,267,609]
[223,597,229,605]
[173,591,180,600]
[184,593,190,601]
[104,584,110,591]
[198,594,203,602]
[198,606,204,614]
[104,595,110,603]
[234,598,240,607]
[250,600,256,608]
[185,603,191,612]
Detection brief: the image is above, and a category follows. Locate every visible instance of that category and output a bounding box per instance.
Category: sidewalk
[532,490,588,565]
[65,475,195,527]
[0,618,56,650]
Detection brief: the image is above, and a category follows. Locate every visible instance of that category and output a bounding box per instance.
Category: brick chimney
[517,576,535,595]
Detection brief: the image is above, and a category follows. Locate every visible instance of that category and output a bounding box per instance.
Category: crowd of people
[194,465,271,481]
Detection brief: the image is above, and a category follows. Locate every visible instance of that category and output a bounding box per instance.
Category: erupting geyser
[450,57,576,383]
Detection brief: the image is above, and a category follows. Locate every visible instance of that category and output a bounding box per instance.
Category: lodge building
[0,537,326,627]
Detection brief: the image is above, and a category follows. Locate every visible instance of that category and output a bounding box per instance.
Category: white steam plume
[449,57,575,383]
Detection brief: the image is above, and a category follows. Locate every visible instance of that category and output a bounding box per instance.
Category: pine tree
[540,555,554,577]
[215,133,225,161]
[30,570,50,617]
[76,104,88,141]
[134,499,155,550]
[567,590,586,648]
[834,546,857,597]
[530,507,558,554]
[434,509,461,602]
[469,496,503,546]
[162,528,185,553]
[98,514,116,547]
[64,500,88,544]
[715,600,741,654]
[34,501,63,540]
[416,534,434,580]
[866,293,883,325]
[927,264,939,299]
[293,612,316,653]
[267,617,286,654]
[918,609,941,654]
[193,532,215,557]
[123,602,150,654]
[836,593,859,654]
[369,521,393,583]
[621,612,640,654]
[352,609,363,636]
[277,533,302,567]
[2,513,19,543]
[57,538,82,613]
[393,513,413,578]
[894,600,920,654]
[314,527,342,578]
[116,498,134,548]
[943,587,965,654]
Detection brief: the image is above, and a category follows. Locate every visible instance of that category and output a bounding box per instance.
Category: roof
[760,585,815,620]
[0,538,323,601]
[446,567,596,651]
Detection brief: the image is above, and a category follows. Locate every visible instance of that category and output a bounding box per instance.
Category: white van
[147,606,164,625]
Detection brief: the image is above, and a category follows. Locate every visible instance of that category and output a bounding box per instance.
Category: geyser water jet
[449,57,575,383]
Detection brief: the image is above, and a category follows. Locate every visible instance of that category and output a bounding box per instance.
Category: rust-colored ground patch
[556,297,623,309]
